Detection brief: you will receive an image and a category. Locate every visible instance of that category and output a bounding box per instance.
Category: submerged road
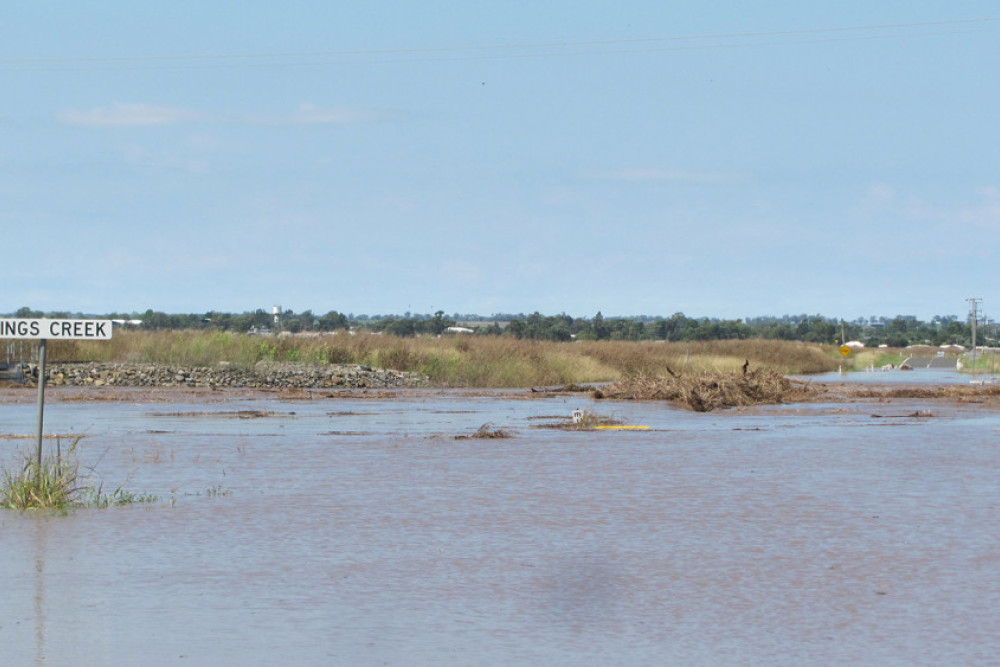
[902,355,959,370]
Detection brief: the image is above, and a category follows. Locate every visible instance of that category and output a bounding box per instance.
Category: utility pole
[988,316,997,376]
[968,297,982,367]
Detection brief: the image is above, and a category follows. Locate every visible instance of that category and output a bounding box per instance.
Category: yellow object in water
[595,425,650,430]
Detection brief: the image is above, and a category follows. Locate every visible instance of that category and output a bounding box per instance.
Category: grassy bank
[959,350,1000,375]
[35,331,841,387]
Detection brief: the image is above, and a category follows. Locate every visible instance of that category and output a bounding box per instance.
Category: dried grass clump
[596,366,812,412]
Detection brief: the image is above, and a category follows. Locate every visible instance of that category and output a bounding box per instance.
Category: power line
[0,15,997,72]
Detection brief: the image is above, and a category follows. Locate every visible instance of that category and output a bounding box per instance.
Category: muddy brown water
[2,379,999,665]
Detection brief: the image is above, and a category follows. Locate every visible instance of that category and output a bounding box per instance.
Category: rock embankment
[33,362,428,389]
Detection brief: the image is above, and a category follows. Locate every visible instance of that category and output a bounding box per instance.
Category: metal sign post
[0,318,113,467]
[35,340,47,467]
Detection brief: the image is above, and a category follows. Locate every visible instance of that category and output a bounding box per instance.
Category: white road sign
[0,318,114,340]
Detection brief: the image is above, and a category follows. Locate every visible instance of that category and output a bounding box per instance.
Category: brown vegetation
[455,423,513,439]
[595,367,1000,412]
[574,339,836,376]
[31,330,840,388]
[833,384,1000,402]
[596,366,813,412]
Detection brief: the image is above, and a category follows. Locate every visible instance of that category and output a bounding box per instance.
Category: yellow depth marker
[595,425,650,430]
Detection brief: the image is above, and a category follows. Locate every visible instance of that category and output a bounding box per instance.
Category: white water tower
[273,305,281,326]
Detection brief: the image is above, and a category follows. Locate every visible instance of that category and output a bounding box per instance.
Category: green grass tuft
[2,438,156,510]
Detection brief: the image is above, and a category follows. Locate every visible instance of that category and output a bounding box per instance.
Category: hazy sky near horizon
[2,3,998,321]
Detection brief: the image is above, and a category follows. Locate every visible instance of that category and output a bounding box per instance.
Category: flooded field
[2,379,1000,665]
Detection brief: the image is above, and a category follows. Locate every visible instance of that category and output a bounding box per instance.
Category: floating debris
[534,409,623,430]
[455,423,513,439]
[597,367,811,412]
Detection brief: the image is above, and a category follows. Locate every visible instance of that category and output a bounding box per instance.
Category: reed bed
[37,331,838,388]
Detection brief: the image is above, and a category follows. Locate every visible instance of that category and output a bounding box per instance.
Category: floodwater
[2,379,999,666]
[803,369,976,384]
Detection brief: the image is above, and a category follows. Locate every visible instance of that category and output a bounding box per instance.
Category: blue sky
[2,3,998,320]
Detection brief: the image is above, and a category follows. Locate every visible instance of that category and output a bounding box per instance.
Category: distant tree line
[5,306,986,348]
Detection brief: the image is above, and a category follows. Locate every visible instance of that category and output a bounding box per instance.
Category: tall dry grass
[574,339,836,376]
[38,331,838,387]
